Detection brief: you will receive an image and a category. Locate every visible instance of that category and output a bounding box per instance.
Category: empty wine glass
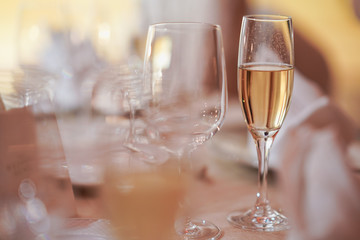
[16,0,100,113]
[143,22,228,240]
[90,2,150,157]
[91,63,167,166]
[91,64,144,141]
[227,14,294,231]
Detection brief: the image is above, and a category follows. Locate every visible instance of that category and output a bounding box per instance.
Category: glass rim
[243,14,292,22]
[149,22,221,30]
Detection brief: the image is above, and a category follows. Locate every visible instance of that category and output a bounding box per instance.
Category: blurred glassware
[16,0,64,109]
[90,0,144,122]
[0,70,77,239]
[62,0,104,111]
[91,63,165,165]
[89,0,145,116]
[102,146,187,240]
[53,218,113,240]
[59,116,126,184]
[16,0,104,114]
[16,0,81,113]
[0,178,58,240]
[143,22,228,240]
[86,1,147,156]
[0,70,48,110]
[0,70,66,179]
[92,64,143,139]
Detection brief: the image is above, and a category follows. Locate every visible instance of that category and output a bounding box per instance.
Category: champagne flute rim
[149,22,221,30]
[243,14,292,22]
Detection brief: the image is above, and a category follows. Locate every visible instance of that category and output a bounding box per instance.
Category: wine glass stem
[129,104,136,142]
[254,137,274,208]
[125,88,136,144]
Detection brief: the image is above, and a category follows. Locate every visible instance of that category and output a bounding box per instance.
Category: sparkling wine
[238,64,294,136]
[103,169,187,240]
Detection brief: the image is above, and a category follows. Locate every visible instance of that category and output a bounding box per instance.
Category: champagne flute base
[178,219,222,240]
[227,207,290,232]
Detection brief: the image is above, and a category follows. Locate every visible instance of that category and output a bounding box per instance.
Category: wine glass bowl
[143,22,227,154]
[91,65,144,120]
[227,15,294,232]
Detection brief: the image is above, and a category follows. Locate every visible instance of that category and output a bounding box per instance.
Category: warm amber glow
[153,36,172,70]
[97,23,111,41]
[0,0,142,69]
[0,0,21,69]
[151,36,172,103]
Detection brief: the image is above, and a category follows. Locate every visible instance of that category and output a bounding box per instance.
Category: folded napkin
[270,70,325,169]
[273,71,360,239]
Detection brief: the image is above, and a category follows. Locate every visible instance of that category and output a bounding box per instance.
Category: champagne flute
[227,15,294,231]
[143,22,227,239]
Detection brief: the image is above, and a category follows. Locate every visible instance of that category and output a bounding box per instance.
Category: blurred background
[1,0,360,126]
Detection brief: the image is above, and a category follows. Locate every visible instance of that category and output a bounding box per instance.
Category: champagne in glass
[239,64,294,137]
[228,15,294,231]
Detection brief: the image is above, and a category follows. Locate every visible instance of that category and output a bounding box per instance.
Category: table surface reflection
[72,123,288,240]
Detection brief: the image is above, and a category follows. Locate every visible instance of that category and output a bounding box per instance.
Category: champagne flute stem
[254,136,274,208]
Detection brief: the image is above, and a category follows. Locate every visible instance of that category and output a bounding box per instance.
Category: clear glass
[227,15,294,231]
[16,1,66,106]
[16,0,102,114]
[143,22,228,239]
[102,147,188,240]
[90,1,151,161]
[91,65,144,142]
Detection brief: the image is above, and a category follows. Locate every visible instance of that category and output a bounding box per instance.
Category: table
[72,125,289,240]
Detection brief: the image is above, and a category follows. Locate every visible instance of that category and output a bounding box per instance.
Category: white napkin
[247,71,327,169]
[273,71,360,239]
[270,70,324,169]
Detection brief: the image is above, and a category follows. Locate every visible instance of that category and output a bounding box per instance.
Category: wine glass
[16,0,100,113]
[227,15,294,231]
[90,1,152,156]
[91,64,167,165]
[143,22,227,239]
[92,65,144,142]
